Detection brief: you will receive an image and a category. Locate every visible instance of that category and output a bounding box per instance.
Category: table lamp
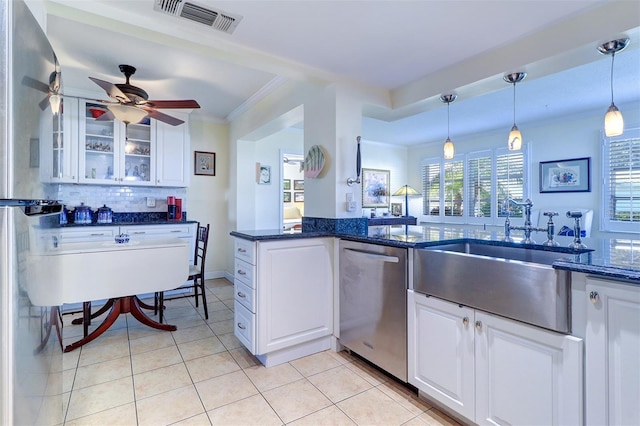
[392,185,420,217]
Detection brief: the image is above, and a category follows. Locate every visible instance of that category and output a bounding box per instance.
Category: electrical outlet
[346,192,354,202]
[146,197,156,207]
[347,201,356,212]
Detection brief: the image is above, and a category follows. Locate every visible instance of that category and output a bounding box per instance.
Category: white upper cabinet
[156,111,190,187]
[40,97,79,183]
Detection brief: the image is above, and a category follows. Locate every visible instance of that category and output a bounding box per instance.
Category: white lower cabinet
[408,290,583,425]
[585,278,640,426]
[233,237,333,366]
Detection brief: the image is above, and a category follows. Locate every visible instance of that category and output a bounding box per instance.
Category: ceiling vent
[154,0,242,34]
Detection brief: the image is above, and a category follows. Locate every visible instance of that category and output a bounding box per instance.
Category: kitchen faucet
[502,198,557,245]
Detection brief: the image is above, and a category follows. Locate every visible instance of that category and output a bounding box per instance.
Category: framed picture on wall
[539,157,591,193]
[391,203,403,216]
[294,192,304,202]
[194,151,215,176]
[294,180,304,190]
[283,192,291,203]
[283,179,291,190]
[362,168,390,208]
[257,164,271,184]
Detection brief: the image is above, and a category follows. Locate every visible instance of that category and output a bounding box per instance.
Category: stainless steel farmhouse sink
[413,242,592,333]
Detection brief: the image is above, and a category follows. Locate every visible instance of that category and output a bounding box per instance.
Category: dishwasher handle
[343,248,399,263]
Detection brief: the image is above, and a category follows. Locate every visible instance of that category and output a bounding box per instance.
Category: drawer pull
[170,230,182,233]
[237,270,247,275]
[237,248,247,253]
[237,291,246,298]
[90,233,104,236]
[237,322,246,330]
[133,231,145,235]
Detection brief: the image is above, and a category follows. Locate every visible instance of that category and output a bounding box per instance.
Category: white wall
[361,139,409,216]
[407,107,640,238]
[187,119,229,279]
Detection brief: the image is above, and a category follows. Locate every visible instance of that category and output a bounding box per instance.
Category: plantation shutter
[605,130,640,228]
[422,162,441,216]
[496,151,524,218]
[467,154,492,217]
[444,160,464,216]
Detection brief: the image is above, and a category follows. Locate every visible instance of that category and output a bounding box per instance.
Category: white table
[27,237,189,352]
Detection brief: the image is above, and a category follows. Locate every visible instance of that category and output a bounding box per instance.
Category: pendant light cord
[447,101,451,138]
[512,82,517,125]
[610,52,616,105]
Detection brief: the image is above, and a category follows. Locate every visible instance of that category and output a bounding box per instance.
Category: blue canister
[97,204,113,224]
[74,203,92,224]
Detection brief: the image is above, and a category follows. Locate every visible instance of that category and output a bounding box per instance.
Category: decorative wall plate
[304,145,325,178]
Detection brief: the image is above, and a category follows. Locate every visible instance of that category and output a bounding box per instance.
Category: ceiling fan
[88,64,200,126]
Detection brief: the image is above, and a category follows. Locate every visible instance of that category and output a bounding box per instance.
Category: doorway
[282,152,304,230]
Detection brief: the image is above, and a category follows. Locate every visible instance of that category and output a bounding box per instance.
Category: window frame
[601,128,640,234]
[419,145,530,226]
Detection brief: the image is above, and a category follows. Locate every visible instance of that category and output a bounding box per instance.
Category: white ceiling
[42,0,640,145]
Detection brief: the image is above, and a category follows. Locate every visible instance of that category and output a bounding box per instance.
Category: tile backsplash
[53,184,187,213]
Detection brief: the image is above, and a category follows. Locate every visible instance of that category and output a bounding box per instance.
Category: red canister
[175,198,182,221]
[167,196,176,220]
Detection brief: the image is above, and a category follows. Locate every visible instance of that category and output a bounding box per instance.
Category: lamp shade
[604,103,624,137]
[443,138,455,159]
[508,124,522,151]
[392,185,420,217]
[108,104,147,124]
[49,94,61,115]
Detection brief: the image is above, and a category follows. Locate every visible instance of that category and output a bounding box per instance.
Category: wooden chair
[156,223,210,323]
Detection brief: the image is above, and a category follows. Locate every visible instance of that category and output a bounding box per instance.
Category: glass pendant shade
[108,104,147,124]
[508,124,522,151]
[604,103,624,137]
[443,138,454,159]
[49,94,61,115]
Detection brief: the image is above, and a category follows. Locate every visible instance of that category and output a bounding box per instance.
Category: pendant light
[503,72,526,151]
[598,38,629,137]
[440,94,457,159]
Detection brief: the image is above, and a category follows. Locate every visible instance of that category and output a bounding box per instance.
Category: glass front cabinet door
[40,97,79,183]
[78,101,155,186]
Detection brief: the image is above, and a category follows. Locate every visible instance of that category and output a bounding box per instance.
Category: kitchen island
[232,223,639,425]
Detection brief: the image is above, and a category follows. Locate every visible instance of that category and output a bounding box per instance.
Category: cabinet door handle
[589,291,599,303]
[237,248,247,253]
[237,291,246,298]
[462,317,469,326]
[237,322,246,330]
[237,270,246,275]
[475,321,482,331]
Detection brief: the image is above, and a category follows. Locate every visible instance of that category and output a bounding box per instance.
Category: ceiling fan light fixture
[504,72,526,151]
[598,38,629,137]
[440,94,457,159]
[108,104,148,125]
[49,93,61,115]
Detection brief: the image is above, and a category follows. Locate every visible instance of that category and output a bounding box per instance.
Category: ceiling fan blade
[38,96,50,111]
[146,109,185,126]
[22,75,50,93]
[89,77,130,103]
[145,100,200,109]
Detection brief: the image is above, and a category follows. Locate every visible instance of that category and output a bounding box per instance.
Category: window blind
[422,163,441,216]
[444,160,464,216]
[467,155,491,217]
[605,132,640,225]
[496,151,524,218]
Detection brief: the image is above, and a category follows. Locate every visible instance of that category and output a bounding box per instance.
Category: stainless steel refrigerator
[1,1,65,424]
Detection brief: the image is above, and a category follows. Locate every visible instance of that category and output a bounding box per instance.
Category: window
[421,146,528,223]
[444,160,464,216]
[467,152,492,218]
[602,128,640,233]
[422,162,440,216]
[495,149,524,218]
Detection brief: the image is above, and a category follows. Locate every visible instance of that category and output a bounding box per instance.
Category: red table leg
[64,296,176,352]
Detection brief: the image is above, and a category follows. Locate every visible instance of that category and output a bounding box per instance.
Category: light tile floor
[61,278,463,426]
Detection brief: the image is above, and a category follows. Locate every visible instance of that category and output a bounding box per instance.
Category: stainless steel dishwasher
[339,239,407,382]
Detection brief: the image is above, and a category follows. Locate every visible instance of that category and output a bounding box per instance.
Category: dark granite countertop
[231,224,640,284]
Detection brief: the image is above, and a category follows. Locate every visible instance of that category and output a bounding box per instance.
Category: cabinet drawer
[58,226,120,243]
[234,258,255,288]
[120,224,192,238]
[234,279,255,313]
[234,301,255,354]
[234,238,255,264]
